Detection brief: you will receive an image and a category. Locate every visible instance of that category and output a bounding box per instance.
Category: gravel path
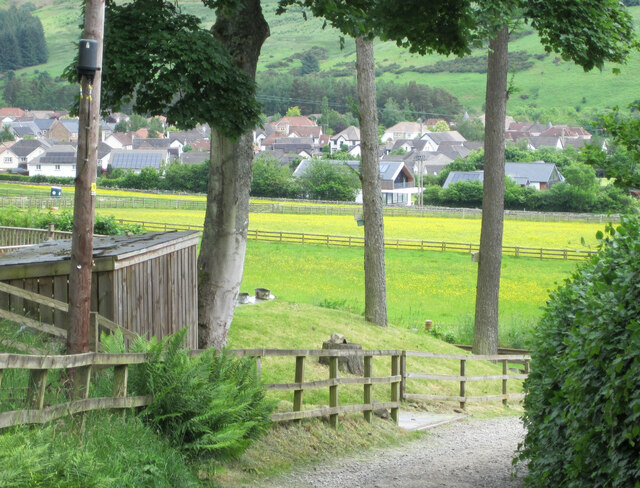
[262,416,526,488]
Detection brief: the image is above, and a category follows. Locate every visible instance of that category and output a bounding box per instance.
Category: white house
[330,126,360,153]
[1,139,48,171]
[381,122,426,143]
[28,145,77,178]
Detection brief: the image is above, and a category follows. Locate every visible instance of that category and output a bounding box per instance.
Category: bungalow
[104,132,134,150]
[109,149,167,173]
[442,161,564,190]
[419,130,466,151]
[28,145,77,178]
[293,159,420,206]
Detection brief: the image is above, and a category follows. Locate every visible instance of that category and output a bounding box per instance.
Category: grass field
[238,240,577,349]
[92,206,607,249]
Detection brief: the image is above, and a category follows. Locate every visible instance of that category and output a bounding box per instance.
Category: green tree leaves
[98,0,261,137]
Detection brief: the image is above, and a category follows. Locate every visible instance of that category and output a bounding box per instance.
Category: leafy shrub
[102,329,273,460]
[518,212,640,487]
[0,207,145,235]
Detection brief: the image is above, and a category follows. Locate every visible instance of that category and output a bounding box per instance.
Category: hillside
[1,0,639,117]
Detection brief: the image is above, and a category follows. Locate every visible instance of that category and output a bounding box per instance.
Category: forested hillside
[0,4,47,71]
[0,0,639,120]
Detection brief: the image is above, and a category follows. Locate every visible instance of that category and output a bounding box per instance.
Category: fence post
[459,359,466,410]
[502,359,508,406]
[113,364,128,417]
[363,355,372,423]
[89,312,99,352]
[329,356,338,429]
[524,359,530,375]
[400,351,406,402]
[391,354,399,424]
[293,355,305,421]
[255,356,262,380]
[26,369,48,410]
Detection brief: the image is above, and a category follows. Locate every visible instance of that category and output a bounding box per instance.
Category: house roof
[422,130,466,145]
[504,161,561,183]
[34,118,54,131]
[8,139,46,157]
[539,125,591,138]
[332,125,360,141]
[38,145,77,165]
[0,108,25,118]
[527,136,562,149]
[110,150,166,170]
[274,116,316,127]
[11,125,39,138]
[98,142,113,160]
[293,158,407,183]
[133,138,171,150]
[385,121,422,134]
[391,139,429,152]
[289,126,322,138]
[442,171,484,188]
[169,127,210,145]
[59,119,79,133]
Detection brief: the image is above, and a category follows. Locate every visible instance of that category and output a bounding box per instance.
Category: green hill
[1,0,639,117]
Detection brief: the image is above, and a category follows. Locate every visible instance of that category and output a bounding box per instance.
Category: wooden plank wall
[112,245,197,349]
[0,245,198,348]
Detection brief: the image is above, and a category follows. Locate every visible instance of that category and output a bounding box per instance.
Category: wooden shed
[0,231,200,349]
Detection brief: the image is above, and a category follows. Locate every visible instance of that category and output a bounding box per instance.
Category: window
[20,157,27,162]
[3,157,11,163]
[72,165,76,171]
[55,164,61,171]
[36,164,41,170]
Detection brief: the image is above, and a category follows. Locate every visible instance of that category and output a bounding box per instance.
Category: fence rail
[0,345,530,429]
[0,194,621,223]
[403,350,530,409]
[116,219,597,261]
[0,225,72,249]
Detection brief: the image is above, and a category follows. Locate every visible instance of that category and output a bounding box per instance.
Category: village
[0,106,600,206]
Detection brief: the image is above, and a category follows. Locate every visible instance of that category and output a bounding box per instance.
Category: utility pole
[66,1,104,354]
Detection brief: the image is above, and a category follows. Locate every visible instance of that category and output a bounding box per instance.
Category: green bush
[0,207,145,235]
[518,212,640,487]
[102,329,274,460]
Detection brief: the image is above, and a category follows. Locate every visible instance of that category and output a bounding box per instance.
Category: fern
[102,328,274,460]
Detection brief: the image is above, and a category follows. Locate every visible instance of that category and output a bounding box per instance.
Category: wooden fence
[116,218,597,261]
[0,352,152,429]
[403,351,530,409]
[0,225,72,249]
[0,194,620,223]
[0,344,530,430]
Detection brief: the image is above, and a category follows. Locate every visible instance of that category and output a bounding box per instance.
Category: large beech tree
[97,0,268,349]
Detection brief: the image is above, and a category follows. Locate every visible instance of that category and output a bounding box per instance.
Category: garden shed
[0,231,200,349]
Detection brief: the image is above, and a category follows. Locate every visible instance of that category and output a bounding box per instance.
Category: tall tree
[197,0,269,349]
[74,0,265,349]
[356,36,387,325]
[473,0,637,354]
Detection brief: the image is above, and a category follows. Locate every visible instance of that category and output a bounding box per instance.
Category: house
[294,158,420,206]
[381,122,426,142]
[169,126,210,146]
[273,116,316,136]
[6,121,40,138]
[419,131,466,151]
[49,119,80,142]
[181,151,209,165]
[330,126,360,153]
[132,137,183,161]
[98,142,113,172]
[443,161,564,190]
[28,145,77,178]
[104,132,134,150]
[109,149,167,173]
[1,139,49,171]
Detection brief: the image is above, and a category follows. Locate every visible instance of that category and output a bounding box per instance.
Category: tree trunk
[67,0,104,354]
[473,26,509,355]
[197,0,269,349]
[356,36,387,326]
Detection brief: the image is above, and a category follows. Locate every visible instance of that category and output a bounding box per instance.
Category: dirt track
[261,416,526,488]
